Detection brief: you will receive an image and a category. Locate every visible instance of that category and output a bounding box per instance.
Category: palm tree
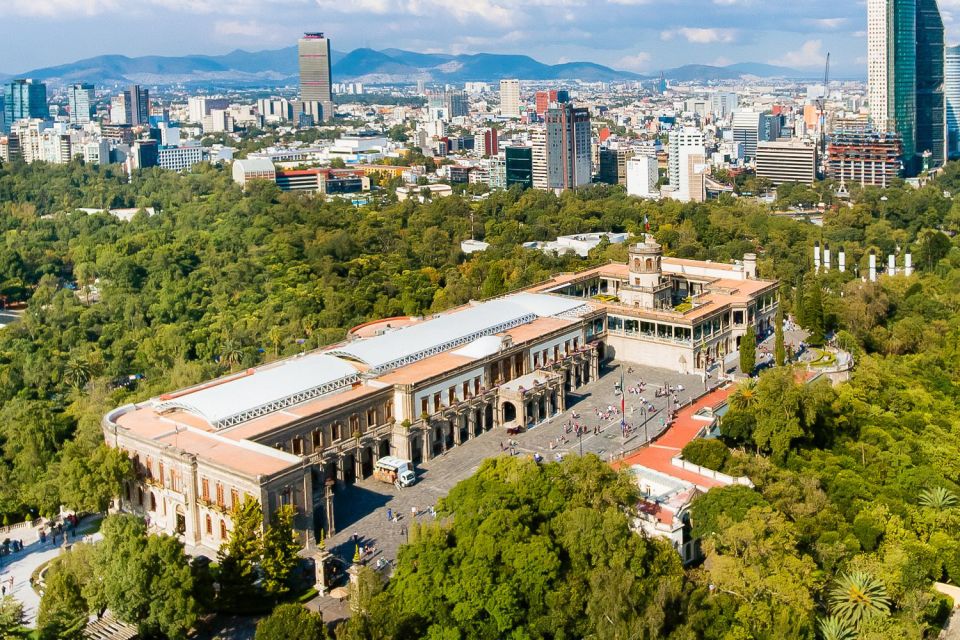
[220,339,244,370]
[919,486,958,510]
[829,571,891,628]
[818,616,856,640]
[64,356,93,390]
[730,380,758,412]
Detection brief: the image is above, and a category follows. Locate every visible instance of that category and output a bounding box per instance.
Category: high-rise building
[534,90,570,116]
[946,45,960,158]
[916,0,945,169]
[867,0,946,173]
[731,110,761,161]
[189,97,230,124]
[626,156,659,198]
[126,85,150,127]
[667,128,706,202]
[500,79,520,118]
[445,91,469,118]
[67,84,96,125]
[478,128,499,156]
[731,110,779,161]
[827,127,904,187]
[544,103,592,190]
[597,148,633,185]
[505,146,534,189]
[711,92,739,119]
[3,79,47,132]
[755,140,817,185]
[298,33,334,122]
[531,129,548,189]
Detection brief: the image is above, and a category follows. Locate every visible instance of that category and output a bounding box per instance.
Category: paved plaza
[321,362,706,577]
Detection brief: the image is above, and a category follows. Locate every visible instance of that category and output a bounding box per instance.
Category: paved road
[0,517,102,627]
[322,362,704,576]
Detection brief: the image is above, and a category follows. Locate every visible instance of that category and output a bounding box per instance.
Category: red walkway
[613,385,734,490]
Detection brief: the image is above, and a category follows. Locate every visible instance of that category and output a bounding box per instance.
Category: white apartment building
[202,109,234,134]
[500,79,521,118]
[867,0,889,129]
[158,145,205,172]
[755,140,816,185]
[626,156,659,198]
[667,127,705,202]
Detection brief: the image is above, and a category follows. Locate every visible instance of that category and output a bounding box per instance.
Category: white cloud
[773,39,827,69]
[617,52,651,71]
[661,27,737,44]
[8,0,120,17]
[810,17,846,29]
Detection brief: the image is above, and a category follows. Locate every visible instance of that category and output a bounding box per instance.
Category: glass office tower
[916,0,945,169]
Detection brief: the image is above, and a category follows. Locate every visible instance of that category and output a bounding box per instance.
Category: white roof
[453,335,504,359]
[234,157,276,173]
[329,293,588,373]
[157,354,359,429]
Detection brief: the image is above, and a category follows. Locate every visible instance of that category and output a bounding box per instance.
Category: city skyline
[8,0,960,77]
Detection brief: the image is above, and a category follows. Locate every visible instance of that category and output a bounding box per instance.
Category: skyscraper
[68,84,96,125]
[667,128,706,202]
[945,45,960,158]
[867,0,946,174]
[732,110,761,161]
[916,0,945,169]
[3,79,47,132]
[544,103,592,190]
[500,80,520,119]
[445,91,469,118]
[299,33,334,122]
[126,85,150,126]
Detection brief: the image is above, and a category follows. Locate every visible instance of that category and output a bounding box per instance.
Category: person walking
[387,508,393,522]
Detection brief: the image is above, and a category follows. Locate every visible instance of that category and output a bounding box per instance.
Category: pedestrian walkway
[320,363,703,574]
[0,516,103,627]
[613,385,734,490]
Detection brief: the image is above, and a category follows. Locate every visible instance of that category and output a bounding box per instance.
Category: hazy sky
[4,0,960,76]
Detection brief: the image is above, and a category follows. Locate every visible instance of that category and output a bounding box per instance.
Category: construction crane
[818,53,831,177]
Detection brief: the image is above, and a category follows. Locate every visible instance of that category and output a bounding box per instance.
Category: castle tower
[620,235,670,309]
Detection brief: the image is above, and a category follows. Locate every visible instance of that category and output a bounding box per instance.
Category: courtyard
[321,361,706,574]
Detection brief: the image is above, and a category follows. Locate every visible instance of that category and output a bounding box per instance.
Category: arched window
[220,520,228,539]
[633,257,641,269]
[645,258,653,270]
[149,492,157,511]
[205,514,212,535]
[137,487,144,505]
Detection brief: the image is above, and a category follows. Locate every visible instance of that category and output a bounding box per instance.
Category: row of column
[421,402,494,462]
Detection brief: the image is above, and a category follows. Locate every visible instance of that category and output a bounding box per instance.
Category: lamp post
[578,427,583,457]
[640,405,649,444]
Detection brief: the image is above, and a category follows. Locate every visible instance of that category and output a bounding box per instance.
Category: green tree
[337,455,686,639]
[63,355,93,389]
[915,229,952,271]
[37,552,91,640]
[774,301,786,366]
[217,496,265,611]
[0,596,24,639]
[57,443,133,513]
[828,572,891,628]
[919,487,958,510]
[681,438,729,471]
[261,504,301,601]
[142,534,199,639]
[739,325,757,375]
[803,282,826,346]
[690,485,769,539]
[256,603,328,640]
[818,615,857,640]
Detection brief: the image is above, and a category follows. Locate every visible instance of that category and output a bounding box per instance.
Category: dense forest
[1,157,959,638]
